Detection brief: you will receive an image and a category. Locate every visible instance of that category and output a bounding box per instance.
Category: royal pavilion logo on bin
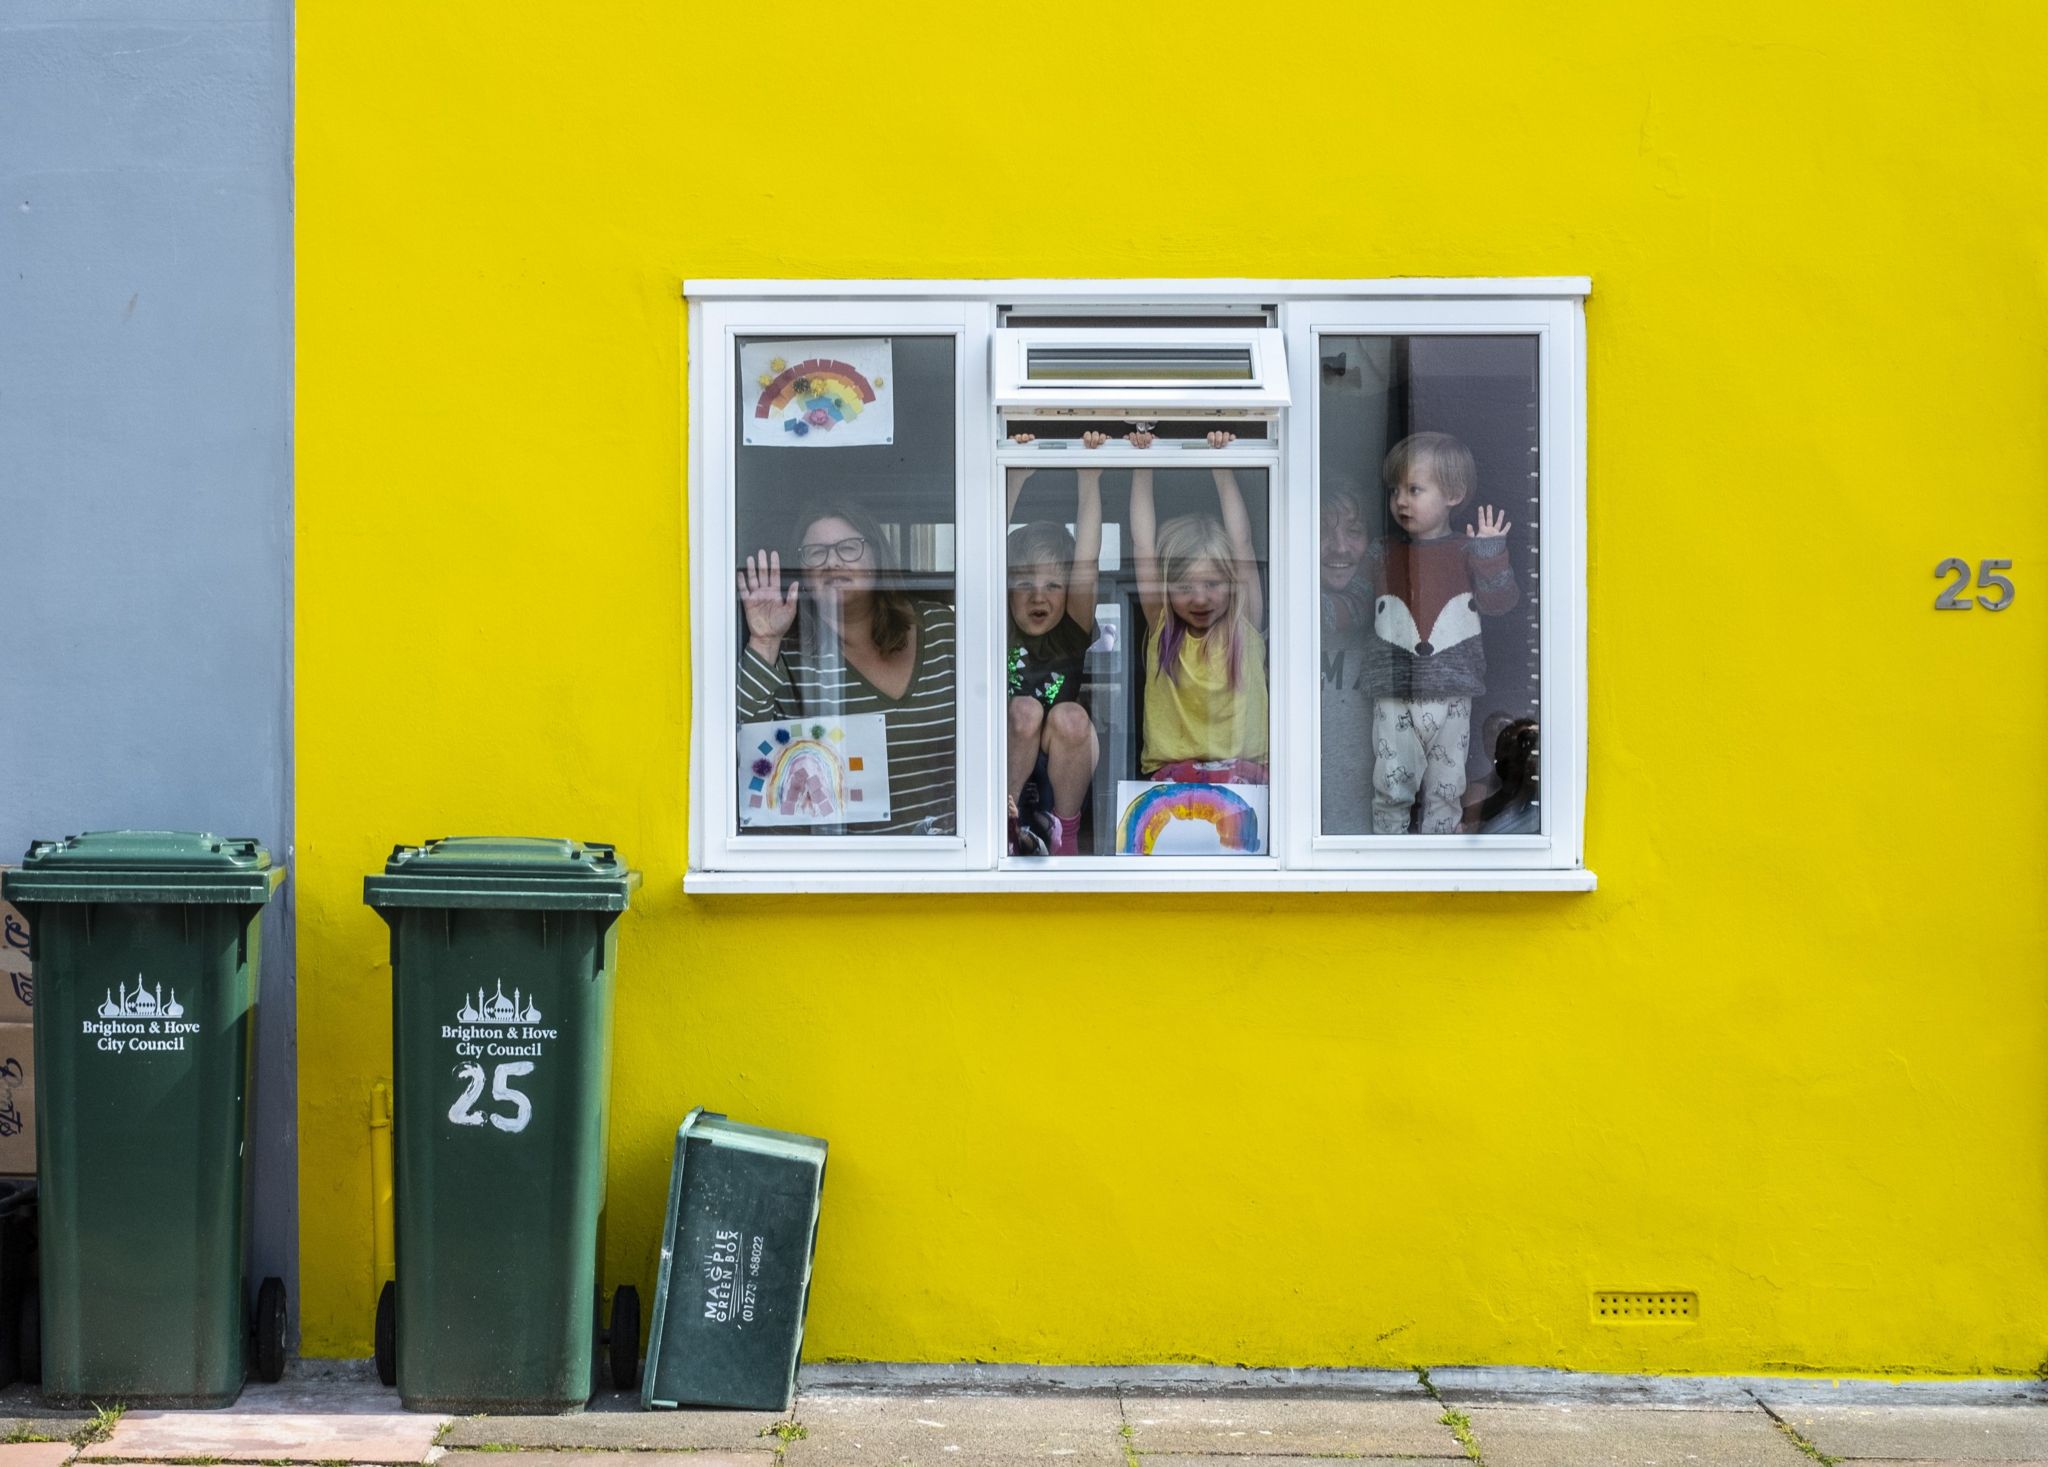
[456,981,541,1026]
[443,980,558,1136]
[99,978,184,1019]
[82,974,199,1054]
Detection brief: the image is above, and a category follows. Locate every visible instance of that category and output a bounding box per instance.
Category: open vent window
[994,327,1291,418]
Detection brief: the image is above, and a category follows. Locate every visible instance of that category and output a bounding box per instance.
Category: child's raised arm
[1069,465,1103,634]
[1129,465,1164,626]
[1205,432,1264,629]
[1005,433,1036,523]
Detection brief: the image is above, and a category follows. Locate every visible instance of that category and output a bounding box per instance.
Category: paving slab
[1121,1397,1456,1457]
[80,1409,447,1462]
[1145,1455,1462,1467]
[0,1446,77,1467]
[795,1459,1121,1467]
[1466,1405,1807,1466]
[444,1412,786,1451]
[1430,1367,1759,1409]
[1843,1461,2048,1467]
[1763,1405,2048,1461]
[789,1393,1126,1464]
[440,1454,770,1467]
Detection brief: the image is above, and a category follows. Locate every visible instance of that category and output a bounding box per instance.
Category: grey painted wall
[1,1,297,1333]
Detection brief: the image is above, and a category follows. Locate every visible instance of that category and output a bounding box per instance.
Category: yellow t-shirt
[1140,614,1270,771]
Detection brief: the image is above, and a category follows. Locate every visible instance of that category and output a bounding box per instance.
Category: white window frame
[685,281,1592,895]
[690,298,996,875]
[1279,298,1585,874]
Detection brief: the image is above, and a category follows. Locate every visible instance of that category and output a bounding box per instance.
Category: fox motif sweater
[1325,535,1519,700]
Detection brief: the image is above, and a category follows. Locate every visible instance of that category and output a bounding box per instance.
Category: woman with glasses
[737,499,957,835]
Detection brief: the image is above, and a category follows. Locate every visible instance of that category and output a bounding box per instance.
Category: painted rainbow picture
[738,713,892,827]
[740,338,895,447]
[1113,781,1266,856]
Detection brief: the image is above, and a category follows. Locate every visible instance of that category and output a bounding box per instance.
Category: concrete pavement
[1,1363,2044,1467]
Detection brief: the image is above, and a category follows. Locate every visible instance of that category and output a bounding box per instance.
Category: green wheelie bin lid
[3,831,286,905]
[364,836,639,911]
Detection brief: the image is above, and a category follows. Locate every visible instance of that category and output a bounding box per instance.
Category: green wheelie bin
[1,831,288,1406]
[364,838,639,1413]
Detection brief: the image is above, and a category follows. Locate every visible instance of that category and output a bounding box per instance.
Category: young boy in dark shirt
[1005,433,1104,855]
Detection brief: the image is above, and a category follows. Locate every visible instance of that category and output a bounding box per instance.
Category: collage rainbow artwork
[738,713,893,827]
[740,338,895,448]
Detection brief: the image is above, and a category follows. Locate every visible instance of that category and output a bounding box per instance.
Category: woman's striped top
[737,599,957,835]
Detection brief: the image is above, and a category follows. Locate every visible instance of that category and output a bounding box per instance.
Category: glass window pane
[733,336,956,837]
[1007,443,1270,857]
[1318,336,1540,836]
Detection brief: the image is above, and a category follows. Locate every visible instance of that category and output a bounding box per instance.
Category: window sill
[683,868,1597,896]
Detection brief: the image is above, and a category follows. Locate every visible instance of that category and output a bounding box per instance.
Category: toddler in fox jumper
[1358,432,1519,834]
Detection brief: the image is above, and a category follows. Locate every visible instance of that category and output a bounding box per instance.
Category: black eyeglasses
[795,536,867,568]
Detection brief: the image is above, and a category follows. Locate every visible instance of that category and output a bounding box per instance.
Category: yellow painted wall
[296,1,2048,1372]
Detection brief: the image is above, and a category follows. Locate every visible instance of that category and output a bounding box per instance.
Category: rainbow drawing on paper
[740,338,894,448]
[1113,781,1266,856]
[738,713,892,827]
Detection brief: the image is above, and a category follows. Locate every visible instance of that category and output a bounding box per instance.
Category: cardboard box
[0,885,30,1024]
[0,1022,32,1176]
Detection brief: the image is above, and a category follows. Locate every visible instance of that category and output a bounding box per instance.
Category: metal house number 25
[449,1060,535,1133]
[1934,558,2015,611]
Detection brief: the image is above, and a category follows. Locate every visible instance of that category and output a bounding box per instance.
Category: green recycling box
[643,1109,827,1412]
[2,831,288,1406]
[366,838,639,1413]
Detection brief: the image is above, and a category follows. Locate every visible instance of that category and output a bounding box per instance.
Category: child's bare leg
[1040,702,1098,857]
[1042,702,1099,818]
[1008,696,1046,800]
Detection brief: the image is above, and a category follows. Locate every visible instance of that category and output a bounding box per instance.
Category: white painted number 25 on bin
[449,1061,534,1134]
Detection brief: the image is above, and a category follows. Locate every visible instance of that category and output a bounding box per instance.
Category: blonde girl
[1128,431,1269,783]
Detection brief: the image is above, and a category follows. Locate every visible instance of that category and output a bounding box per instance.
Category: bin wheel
[607,1285,641,1392]
[374,1281,397,1388]
[252,1276,287,1383]
[16,1279,38,1386]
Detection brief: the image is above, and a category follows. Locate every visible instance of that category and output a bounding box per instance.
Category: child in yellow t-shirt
[1129,431,1269,784]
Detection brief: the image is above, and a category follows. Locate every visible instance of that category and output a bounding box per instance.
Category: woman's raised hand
[739,550,800,655]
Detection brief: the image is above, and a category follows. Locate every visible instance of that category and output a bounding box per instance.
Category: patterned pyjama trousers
[1371,696,1471,835]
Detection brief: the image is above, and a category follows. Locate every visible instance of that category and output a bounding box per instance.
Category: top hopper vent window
[994,328,1290,418]
[1026,344,1256,383]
